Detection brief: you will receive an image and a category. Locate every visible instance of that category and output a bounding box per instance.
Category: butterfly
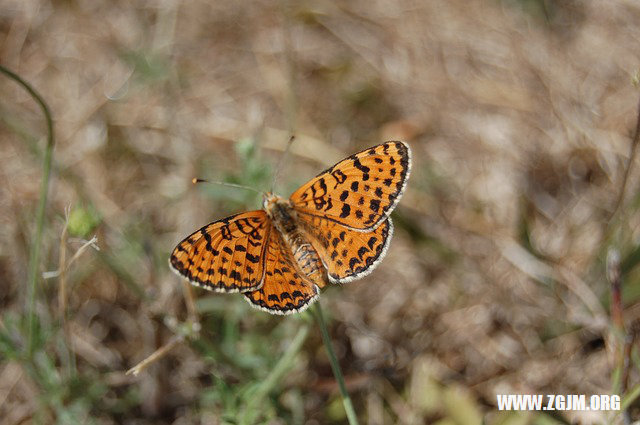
[169,141,411,315]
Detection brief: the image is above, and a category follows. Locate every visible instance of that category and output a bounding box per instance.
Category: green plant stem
[240,323,310,425]
[0,65,55,356]
[621,382,640,412]
[312,303,360,425]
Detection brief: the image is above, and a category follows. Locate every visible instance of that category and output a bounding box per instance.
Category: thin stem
[0,65,55,356]
[609,94,640,223]
[57,215,77,378]
[58,216,69,319]
[126,334,184,376]
[312,303,360,425]
[607,249,624,332]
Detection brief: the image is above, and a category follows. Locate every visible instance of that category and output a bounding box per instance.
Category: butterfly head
[262,192,292,218]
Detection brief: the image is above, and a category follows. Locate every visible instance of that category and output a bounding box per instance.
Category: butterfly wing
[169,211,270,292]
[244,229,319,314]
[296,213,394,284]
[289,141,411,231]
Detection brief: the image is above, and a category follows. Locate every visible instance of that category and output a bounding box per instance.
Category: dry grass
[2,0,640,424]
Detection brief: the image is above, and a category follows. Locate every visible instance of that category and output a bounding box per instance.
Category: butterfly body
[263,192,329,289]
[170,141,411,314]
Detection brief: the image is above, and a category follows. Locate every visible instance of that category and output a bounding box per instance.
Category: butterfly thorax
[263,193,328,288]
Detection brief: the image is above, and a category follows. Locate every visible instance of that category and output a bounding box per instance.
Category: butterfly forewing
[244,229,319,314]
[169,210,270,292]
[297,213,394,283]
[289,141,411,231]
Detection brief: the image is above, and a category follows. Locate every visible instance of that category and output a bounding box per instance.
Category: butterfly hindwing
[297,213,394,283]
[289,141,411,231]
[244,229,319,314]
[169,210,270,293]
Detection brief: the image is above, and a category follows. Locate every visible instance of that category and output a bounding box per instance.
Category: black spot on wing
[340,204,351,218]
[331,169,347,186]
[353,158,370,181]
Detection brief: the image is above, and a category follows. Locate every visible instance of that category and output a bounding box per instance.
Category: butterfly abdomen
[265,195,329,288]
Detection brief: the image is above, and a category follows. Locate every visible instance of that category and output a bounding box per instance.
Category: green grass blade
[312,303,360,425]
[240,322,310,425]
[0,65,55,356]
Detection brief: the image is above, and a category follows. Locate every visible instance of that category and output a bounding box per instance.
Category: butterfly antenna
[271,135,296,192]
[192,178,262,194]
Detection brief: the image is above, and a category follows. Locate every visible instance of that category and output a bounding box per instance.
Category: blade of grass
[240,322,310,425]
[621,382,640,412]
[0,65,55,356]
[312,303,360,425]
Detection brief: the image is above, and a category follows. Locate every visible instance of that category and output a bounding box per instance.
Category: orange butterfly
[169,141,411,314]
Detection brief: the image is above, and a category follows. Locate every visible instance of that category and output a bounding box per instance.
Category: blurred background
[2,1,640,424]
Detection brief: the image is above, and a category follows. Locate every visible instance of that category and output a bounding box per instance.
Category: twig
[43,236,100,280]
[126,334,184,376]
[607,248,633,425]
[622,323,639,393]
[0,65,55,356]
[126,317,200,376]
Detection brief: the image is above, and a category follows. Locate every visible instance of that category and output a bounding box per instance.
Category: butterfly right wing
[244,228,320,315]
[289,141,411,231]
[296,212,394,284]
[169,210,270,293]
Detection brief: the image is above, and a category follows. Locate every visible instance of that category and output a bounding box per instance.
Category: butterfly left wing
[169,211,270,293]
[244,228,319,314]
[289,141,411,231]
[296,213,394,284]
